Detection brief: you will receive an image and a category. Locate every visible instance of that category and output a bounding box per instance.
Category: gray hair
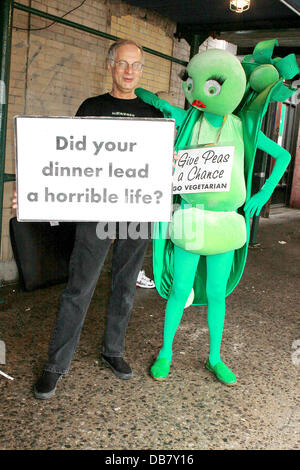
[107,39,145,65]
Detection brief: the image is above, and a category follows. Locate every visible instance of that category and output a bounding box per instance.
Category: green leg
[151,247,237,384]
[151,245,200,379]
[205,250,237,385]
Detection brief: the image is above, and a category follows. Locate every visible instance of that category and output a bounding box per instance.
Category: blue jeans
[44,222,149,374]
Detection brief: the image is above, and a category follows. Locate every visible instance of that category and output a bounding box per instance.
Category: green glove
[135,87,187,128]
[244,131,291,217]
[244,187,272,217]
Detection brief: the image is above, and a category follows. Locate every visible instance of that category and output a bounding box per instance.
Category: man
[33,39,163,399]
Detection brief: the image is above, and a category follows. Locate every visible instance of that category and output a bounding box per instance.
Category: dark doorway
[266,101,299,207]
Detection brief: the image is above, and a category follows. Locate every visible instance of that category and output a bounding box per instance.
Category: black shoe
[101,355,133,380]
[34,371,62,399]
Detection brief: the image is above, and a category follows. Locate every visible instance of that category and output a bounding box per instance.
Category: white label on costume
[173,145,235,194]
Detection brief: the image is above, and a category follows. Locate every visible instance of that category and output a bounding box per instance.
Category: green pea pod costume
[137,40,299,306]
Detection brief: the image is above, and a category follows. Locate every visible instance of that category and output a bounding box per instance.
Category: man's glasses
[111,60,143,71]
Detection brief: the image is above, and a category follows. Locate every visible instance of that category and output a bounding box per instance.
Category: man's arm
[12,190,17,209]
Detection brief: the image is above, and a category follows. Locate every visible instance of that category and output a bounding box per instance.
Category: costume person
[136,40,299,385]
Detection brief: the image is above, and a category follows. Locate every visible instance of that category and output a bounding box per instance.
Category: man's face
[108,44,143,98]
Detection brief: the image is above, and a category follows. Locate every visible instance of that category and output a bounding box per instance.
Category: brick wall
[1,0,189,280]
[169,37,189,108]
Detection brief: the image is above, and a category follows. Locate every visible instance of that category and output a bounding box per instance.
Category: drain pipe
[0,0,15,262]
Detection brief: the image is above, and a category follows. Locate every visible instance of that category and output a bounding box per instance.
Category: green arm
[244,130,291,217]
[135,87,187,128]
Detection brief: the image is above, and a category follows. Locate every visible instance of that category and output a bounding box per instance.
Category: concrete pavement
[0,207,299,450]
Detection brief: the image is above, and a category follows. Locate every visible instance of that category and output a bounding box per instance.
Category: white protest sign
[15,116,175,222]
[173,145,235,194]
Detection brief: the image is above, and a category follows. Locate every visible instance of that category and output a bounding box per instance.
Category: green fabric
[155,245,234,366]
[249,65,279,93]
[150,358,171,380]
[244,131,291,217]
[206,359,237,385]
[206,250,235,366]
[203,111,224,127]
[151,73,298,307]
[137,41,299,306]
[183,49,246,114]
[274,54,299,80]
[181,114,246,211]
[151,246,234,370]
[242,39,299,80]
[241,39,298,105]
[135,87,186,128]
[156,245,201,363]
[170,207,246,255]
[173,114,247,255]
[137,41,298,382]
[252,39,278,65]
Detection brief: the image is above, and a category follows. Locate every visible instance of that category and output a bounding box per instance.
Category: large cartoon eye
[186,77,194,92]
[204,79,222,97]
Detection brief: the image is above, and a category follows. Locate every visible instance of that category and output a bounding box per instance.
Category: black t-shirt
[76,92,163,119]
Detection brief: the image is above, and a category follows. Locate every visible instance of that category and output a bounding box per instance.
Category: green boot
[150,358,171,381]
[205,359,237,386]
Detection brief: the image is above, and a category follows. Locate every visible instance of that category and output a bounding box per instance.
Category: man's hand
[173,150,179,170]
[12,190,17,209]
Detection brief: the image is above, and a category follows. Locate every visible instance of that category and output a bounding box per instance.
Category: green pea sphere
[249,64,279,93]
